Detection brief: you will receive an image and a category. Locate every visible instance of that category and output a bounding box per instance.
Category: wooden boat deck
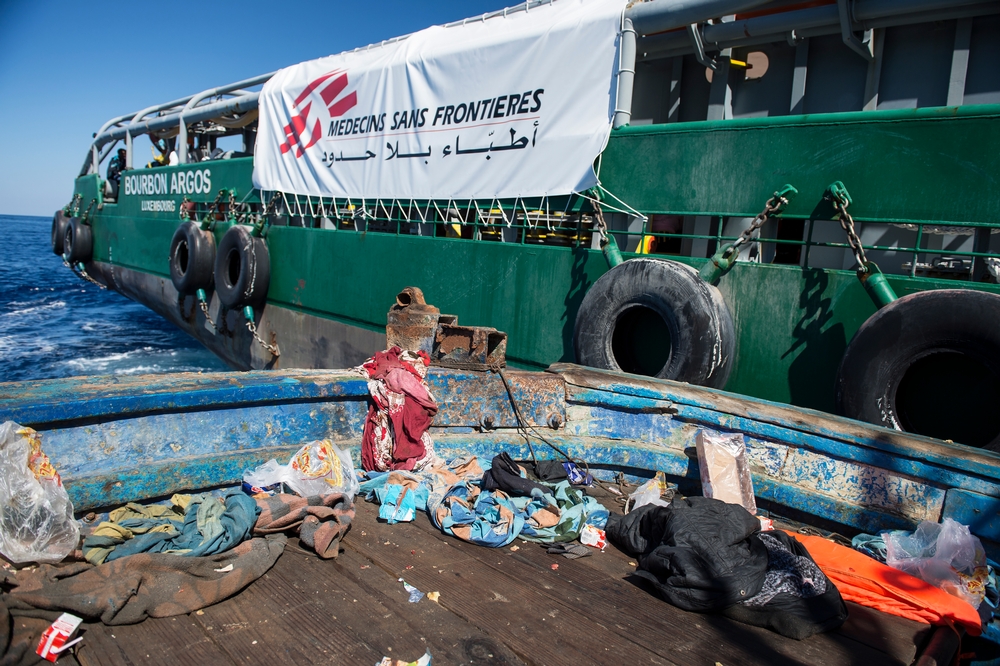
[71,495,944,666]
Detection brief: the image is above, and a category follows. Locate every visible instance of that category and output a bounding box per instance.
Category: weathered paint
[942,489,1000,545]
[0,363,995,548]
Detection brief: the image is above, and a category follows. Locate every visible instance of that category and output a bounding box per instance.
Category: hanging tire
[213,225,270,309]
[62,218,93,264]
[574,258,735,388]
[836,289,1000,449]
[169,222,216,294]
[51,210,70,255]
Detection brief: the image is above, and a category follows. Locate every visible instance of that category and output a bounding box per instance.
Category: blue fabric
[430,483,525,548]
[103,490,259,561]
[377,484,420,524]
[851,533,888,562]
[514,481,608,543]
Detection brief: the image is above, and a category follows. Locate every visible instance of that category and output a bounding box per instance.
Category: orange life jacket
[789,532,982,635]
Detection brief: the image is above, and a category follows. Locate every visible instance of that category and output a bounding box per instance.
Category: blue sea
[0,214,227,382]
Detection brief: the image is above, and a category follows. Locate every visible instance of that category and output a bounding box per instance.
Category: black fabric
[606,497,846,639]
[533,460,568,482]
[547,543,591,559]
[481,453,552,497]
[608,497,767,612]
[722,531,847,640]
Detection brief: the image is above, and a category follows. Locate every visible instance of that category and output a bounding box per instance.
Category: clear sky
[0,0,511,217]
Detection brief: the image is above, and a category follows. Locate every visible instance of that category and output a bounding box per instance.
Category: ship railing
[201,190,998,283]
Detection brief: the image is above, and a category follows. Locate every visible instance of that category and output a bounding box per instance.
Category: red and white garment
[357,347,439,472]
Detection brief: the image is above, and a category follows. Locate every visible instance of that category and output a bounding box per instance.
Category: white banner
[253,0,624,200]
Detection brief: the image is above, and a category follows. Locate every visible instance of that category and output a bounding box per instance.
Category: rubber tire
[213,225,270,309]
[574,258,735,388]
[51,210,70,255]
[836,289,1000,449]
[62,217,93,264]
[169,222,216,294]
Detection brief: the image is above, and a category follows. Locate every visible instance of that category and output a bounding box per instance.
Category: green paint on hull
[73,106,1000,415]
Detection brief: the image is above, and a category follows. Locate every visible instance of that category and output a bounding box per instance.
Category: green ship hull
[60,0,1000,446]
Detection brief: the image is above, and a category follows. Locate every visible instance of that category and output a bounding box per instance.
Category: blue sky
[0,0,511,217]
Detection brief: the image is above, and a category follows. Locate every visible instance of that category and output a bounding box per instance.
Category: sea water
[0,214,226,382]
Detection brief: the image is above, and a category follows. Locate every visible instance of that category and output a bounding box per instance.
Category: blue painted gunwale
[1,363,998,552]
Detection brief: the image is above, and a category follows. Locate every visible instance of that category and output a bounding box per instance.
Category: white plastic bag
[244,439,359,499]
[885,517,987,608]
[696,430,757,515]
[625,471,671,514]
[0,422,79,564]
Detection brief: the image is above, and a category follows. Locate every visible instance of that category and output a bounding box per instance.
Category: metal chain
[198,298,219,332]
[63,260,107,289]
[724,191,791,259]
[828,191,869,271]
[593,204,609,243]
[246,318,280,357]
[81,198,97,223]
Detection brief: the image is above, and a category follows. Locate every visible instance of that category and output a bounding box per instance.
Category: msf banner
[253,0,624,200]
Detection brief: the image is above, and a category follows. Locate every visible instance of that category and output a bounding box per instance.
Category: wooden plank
[350,499,914,666]
[347,504,674,666]
[293,543,527,665]
[190,548,384,665]
[76,615,234,666]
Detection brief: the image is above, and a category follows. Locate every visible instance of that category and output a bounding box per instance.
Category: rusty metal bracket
[386,287,507,370]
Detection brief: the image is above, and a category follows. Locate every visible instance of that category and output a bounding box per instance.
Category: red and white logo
[280,70,358,158]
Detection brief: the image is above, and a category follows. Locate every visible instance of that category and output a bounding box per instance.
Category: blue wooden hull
[2,363,999,557]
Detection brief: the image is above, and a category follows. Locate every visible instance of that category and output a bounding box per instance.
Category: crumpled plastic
[884,517,988,608]
[0,422,79,564]
[625,471,672,514]
[244,439,359,499]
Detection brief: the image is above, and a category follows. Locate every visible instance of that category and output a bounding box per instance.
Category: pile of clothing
[361,453,608,549]
[607,496,847,640]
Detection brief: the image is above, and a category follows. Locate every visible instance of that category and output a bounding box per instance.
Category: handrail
[178,72,276,164]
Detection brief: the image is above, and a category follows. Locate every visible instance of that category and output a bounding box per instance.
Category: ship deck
[71,495,949,666]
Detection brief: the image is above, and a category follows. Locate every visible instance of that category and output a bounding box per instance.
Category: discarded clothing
[514,481,609,543]
[481,453,552,497]
[253,492,355,559]
[794,532,982,634]
[4,534,285,625]
[852,532,888,562]
[82,490,260,565]
[533,460,568,482]
[723,531,848,640]
[359,456,487,520]
[547,543,591,559]
[607,498,768,611]
[359,347,439,472]
[606,497,846,639]
[431,483,525,548]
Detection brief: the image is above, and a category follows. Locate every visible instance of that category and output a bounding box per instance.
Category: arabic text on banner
[253,0,624,200]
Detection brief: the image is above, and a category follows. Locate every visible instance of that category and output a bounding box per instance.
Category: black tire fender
[62,217,93,264]
[836,289,1000,449]
[51,210,70,255]
[169,222,216,294]
[574,258,735,388]
[213,225,270,309]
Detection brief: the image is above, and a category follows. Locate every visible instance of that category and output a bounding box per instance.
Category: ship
[52,0,1000,450]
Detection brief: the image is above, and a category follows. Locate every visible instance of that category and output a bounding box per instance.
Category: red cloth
[360,347,438,472]
[791,532,982,635]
